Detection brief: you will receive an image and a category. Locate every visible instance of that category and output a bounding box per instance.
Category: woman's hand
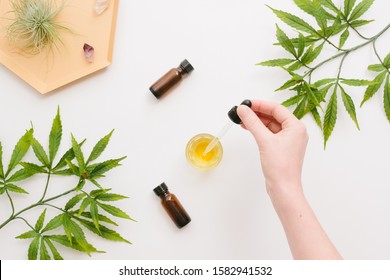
[237,100,308,198]
[237,100,341,259]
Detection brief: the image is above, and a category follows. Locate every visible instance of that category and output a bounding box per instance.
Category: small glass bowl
[185,133,223,170]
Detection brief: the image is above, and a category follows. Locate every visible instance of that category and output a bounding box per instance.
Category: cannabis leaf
[268,6,317,35]
[260,0,390,147]
[319,0,339,13]
[5,129,33,177]
[340,86,360,129]
[339,29,350,48]
[86,129,113,164]
[349,0,374,22]
[64,187,132,234]
[361,71,387,106]
[258,58,296,67]
[0,142,4,179]
[66,132,126,192]
[0,108,132,259]
[323,90,338,148]
[276,24,297,57]
[15,210,60,260]
[49,107,62,165]
[0,129,35,197]
[384,75,390,122]
[344,0,358,17]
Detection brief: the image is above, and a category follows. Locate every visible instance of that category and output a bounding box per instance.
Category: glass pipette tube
[202,122,233,156]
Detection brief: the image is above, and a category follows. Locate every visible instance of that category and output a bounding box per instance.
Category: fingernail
[231,103,252,125]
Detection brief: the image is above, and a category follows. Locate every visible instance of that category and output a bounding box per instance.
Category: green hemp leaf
[259,0,390,148]
[0,108,133,259]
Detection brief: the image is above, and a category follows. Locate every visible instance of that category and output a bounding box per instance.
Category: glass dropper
[203,100,252,156]
[202,122,233,156]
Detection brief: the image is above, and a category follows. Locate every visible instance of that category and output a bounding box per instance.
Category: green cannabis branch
[0,108,133,259]
[259,0,390,147]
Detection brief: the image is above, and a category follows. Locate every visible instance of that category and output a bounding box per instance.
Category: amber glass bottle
[153,182,191,228]
[149,59,194,99]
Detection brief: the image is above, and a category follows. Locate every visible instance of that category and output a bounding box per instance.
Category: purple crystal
[83,43,94,63]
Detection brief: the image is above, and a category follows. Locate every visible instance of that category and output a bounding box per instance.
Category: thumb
[237,105,270,142]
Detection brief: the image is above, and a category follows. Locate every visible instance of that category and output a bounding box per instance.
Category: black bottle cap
[228,100,252,124]
[180,59,194,74]
[153,182,168,196]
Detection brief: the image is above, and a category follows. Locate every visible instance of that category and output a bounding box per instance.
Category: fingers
[259,116,282,133]
[237,100,298,139]
[237,105,271,141]
[241,113,282,133]
[250,100,298,128]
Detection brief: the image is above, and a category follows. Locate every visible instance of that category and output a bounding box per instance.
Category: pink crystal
[83,43,94,63]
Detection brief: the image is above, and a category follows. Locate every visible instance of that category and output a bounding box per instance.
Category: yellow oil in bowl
[186,133,223,170]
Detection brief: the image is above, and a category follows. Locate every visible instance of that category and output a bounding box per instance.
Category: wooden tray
[0,0,119,94]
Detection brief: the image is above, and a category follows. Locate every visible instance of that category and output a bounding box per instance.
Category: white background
[0,0,390,260]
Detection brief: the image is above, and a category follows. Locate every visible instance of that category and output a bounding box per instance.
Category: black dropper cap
[179,59,194,74]
[228,99,252,124]
[153,182,169,196]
